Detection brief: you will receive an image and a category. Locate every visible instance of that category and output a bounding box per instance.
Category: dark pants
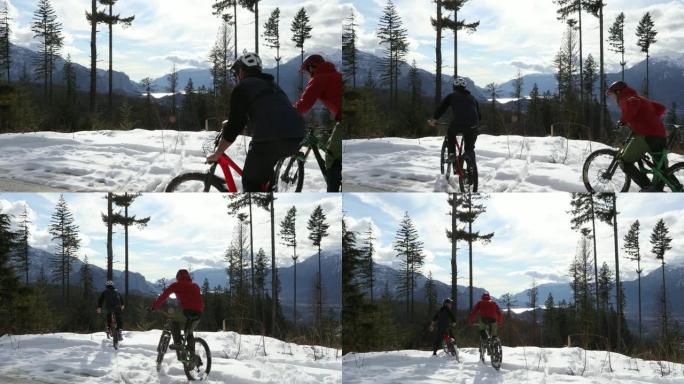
[327,159,342,192]
[447,126,478,167]
[171,310,202,354]
[620,135,667,189]
[106,308,123,332]
[243,138,302,192]
[433,329,454,354]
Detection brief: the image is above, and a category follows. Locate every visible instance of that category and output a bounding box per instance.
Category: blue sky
[344,193,684,296]
[350,0,684,85]
[0,193,341,282]
[10,0,347,81]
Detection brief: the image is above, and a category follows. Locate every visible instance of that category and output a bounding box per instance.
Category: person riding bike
[429,298,457,356]
[206,52,305,192]
[97,280,124,340]
[150,269,204,355]
[428,76,482,191]
[606,81,668,191]
[468,291,503,344]
[293,54,343,192]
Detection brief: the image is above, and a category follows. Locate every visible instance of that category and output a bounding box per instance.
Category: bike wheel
[165,173,228,192]
[273,155,304,192]
[112,327,119,350]
[156,331,171,372]
[184,337,212,381]
[458,155,478,193]
[490,338,503,371]
[663,162,684,192]
[479,340,486,363]
[582,149,631,192]
[440,139,449,177]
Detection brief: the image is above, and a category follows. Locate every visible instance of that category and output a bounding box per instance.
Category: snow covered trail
[343,135,684,192]
[343,347,684,384]
[0,331,341,384]
[0,130,327,192]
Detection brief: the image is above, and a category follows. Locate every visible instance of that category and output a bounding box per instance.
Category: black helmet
[442,298,453,305]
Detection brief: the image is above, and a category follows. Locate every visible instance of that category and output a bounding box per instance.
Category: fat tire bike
[478,323,502,371]
[155,311,212,381]
[441,330,459,361]
[439,124,478,192]
[582,124,684,192]
[273,126,332,192]
[105,312,121,350]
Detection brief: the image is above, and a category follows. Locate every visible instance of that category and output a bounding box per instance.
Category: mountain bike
[582,124,684,192]
[441,330,459,361]
[155,311,212,381]
[478,323,502,371]
[165,132,244,192]
[439,124,478,192]
[105,312,120,350]
[272,126,331,192]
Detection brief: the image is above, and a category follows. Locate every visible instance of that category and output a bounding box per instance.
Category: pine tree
[279,206,297,327]
[665,103,679,126]
[425,271,437,316]
[569,233,595,330]
[167,64,179,118]
[263,8,281,85]
[543,292,556,346]
[80,255,94,300]
[554,0,585,121]
[31,0,63,103]
[608,12,626,81]
[569,193,600,326]
[431,0,444,104]
[0,1,11,82]
[97,0,134,117]
[209,17,234,122]
[139,77,154,129]
[511,70,524,135]
[14,206,30,285]
[102,192,116,281]
[342,11,358,89]
[585,0,608,140]
[85,0,103,114]
[237,0,260,54]
[0,211,19,335]
[212,1,238,59]
[307,205,329,329]
[360,224,376,303]
[635,12,657,98]
[182,78,198,130]
[441,0,479,78]
[459,193,494,310]
[650,218,672,341]
[582,54,597,101]
[377,0,408,109]
[486,83,501,134]
[63,54,77,131]
[445,193,465,311]
[528,279,539,345]
[291,7,312,95]
[341,218,366,353]
[393,212,424,320]
[111,193,149,305]
[406,60,423,137]
[597,262,613,335]
[623,220,642,340]
[48,195,80,304]
[500,293,515,345]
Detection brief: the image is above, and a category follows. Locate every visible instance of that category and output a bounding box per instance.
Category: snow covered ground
[342,135,684,192]
[343,347,684,383]
[0,331,341,383]
[0,130,326,192]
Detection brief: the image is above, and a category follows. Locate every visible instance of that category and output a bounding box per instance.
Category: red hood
[619,85,638,100]
[314,61,338,76]
[176,269,192,282]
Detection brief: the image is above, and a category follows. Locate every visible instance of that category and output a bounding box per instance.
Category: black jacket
[97,286,123,312]
[433,305,457,332]
[433,88,481,131]
[222,73,305,143]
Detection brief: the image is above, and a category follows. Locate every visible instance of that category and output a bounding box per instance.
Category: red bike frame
[447,135,466,179]
[215,154,243,192]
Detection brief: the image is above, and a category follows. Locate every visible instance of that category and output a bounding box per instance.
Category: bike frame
[207,154,243,192]
[604,132,676,189]
[282,128,329,183]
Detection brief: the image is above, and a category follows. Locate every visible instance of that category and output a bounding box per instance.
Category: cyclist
[96,280,124,340]
[429,298,457,356]
[293,54,343,192]
[468,291,503,345]
[150,269,204,355]
[606,81,668,191]
[206,52,305,192]
[428,77,482,191]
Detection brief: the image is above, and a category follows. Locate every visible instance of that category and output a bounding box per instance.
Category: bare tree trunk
[90,0,97,114]
[435,0,442,106]
[107,192,113,281]
[612,195,622,351]
[270,194,276,335]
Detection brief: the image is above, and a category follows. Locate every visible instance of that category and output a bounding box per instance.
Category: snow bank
[343,135,684,192]
[0,330,341,383]
[343,347,684,383]
[0,130,327,192]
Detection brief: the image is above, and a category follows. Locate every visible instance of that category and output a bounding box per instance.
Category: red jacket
[152,270,204,312]
[294,61,342,122]
[618,86,667,137]
[468,298,503,325]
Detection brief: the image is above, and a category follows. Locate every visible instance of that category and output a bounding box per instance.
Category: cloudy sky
[10,0,347,81]
[0,193,341,282]
[350,0,684,85]
[345,193,684,296]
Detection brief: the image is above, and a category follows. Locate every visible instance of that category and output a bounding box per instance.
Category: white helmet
[105,280,114,287]
[231,51,262,73]
[453,76,467,89]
